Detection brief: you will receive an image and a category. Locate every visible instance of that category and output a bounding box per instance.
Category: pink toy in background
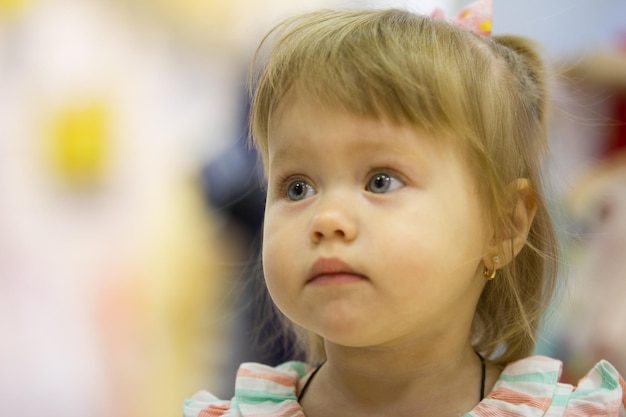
[431,0,492,37]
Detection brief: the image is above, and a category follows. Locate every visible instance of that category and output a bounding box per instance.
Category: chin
[307,320,379,348]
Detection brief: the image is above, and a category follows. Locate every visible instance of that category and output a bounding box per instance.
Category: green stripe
[570,363,619,401]
[598,363,619,391]
[235,389,297,404]
[280,361,309,378]
[549,393,572,408]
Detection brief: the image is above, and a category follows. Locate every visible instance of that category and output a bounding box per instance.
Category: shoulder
[183,361,312,417]
[469,355,626,417]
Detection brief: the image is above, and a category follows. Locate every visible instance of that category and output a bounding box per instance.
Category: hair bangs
[250,9,475,158]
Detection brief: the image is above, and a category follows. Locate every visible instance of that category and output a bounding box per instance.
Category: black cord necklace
[298,351,487,403]
[477,351,486,401]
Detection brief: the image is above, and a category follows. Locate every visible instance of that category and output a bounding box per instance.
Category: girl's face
[262,97,491,349]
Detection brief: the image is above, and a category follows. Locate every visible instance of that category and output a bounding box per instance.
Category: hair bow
[431,0,492,37]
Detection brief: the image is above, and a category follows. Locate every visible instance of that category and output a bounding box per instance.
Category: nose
[310,200,357,243]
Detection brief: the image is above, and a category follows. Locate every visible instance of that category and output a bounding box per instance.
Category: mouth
[307,257,367,285]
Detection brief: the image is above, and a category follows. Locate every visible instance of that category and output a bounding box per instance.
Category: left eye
[366,173,405,194]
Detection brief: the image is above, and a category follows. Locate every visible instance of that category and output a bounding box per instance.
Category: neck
[300,341,487,417]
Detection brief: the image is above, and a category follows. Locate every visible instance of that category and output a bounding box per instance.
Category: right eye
[286,180,316,201]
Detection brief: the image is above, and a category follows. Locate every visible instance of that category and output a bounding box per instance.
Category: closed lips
[307,257,366,283]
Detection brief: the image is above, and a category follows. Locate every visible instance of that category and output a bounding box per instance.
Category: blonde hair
[249,9,559,366]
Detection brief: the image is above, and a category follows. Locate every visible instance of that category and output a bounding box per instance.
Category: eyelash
[365,169,405,193]
[274,168,405,201]
[275,174,312,197]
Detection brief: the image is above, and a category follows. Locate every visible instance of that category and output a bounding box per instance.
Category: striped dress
[183,356,626,416]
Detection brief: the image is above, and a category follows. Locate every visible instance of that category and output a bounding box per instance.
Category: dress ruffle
[184,361,311,417]
[566,360,626,416]
[468,356,625,417]
[185,356,625,417]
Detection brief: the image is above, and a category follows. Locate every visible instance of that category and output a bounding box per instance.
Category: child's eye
[286,180,316,201]
[366,172,405,194]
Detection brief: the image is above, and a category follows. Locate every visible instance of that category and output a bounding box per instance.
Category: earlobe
[484,178,537,268]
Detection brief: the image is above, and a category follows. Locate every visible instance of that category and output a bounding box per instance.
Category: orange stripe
[472,402,527,417]
[245,401,305,417]
[237,368,296,387]
[563,398,623,417]
[489,387,552,410]
[198,403,229,417]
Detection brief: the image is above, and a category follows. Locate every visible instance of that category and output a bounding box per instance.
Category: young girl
[185,3,626,416]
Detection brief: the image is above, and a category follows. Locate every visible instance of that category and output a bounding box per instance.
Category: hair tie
[430,0,492,37]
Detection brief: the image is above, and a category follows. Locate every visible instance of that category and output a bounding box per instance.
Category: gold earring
[483,255,500,281]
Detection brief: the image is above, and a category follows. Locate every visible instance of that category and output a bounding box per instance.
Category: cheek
[372,210,483,280]
[261,216,296,295]
[261,230,304,323]
[261,221,280,285]
[261,237,285,309]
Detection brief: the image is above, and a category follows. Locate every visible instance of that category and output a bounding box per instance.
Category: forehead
[266,93,453,166]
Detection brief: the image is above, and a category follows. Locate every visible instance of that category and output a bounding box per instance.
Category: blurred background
[0,0,624,416]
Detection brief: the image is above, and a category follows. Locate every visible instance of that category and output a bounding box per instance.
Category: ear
[484,178,537,268]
